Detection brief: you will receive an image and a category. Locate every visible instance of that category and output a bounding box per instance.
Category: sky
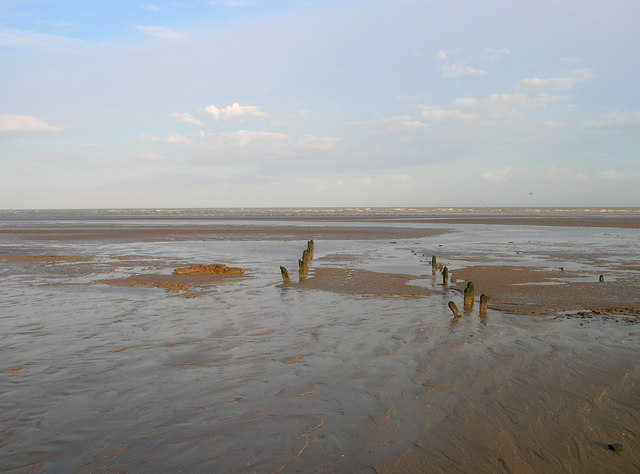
[1,0,639,209]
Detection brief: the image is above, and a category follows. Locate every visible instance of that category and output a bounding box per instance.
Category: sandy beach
[1,209,639,472]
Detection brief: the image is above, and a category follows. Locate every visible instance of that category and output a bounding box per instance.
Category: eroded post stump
[464,281,475,310]
[479,294,488,315]
[448,301,462,317]
[280,266,291,283]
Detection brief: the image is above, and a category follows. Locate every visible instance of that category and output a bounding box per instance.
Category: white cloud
[419,93,558,123]
[543,166,589,183]
[598,170,640,184]
[357,177,374,186]
[0,114,70,133]
[136,26,183,40]
[0,26,82,50]
[518,69,593,91]
[420,107,477,122]
[351,116,429,133]
[218,130,289,146]
[391,174,413,183]
[140,133,192,144]
[481,166,513,183]
[130,151,166,162]
[207,0,257,6]
[585,110,640,128]
[486,48,511,58]
[204,103,268,121]
[599,170,625,181]
[442,63,487,78]
[453,93,557,114]
[298,134,340,150]
[173,113,203,126]
[436,50,447,60]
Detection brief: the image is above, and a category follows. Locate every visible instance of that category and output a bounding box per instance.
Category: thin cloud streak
[0,114,72,133]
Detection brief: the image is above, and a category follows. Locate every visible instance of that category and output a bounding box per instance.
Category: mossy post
[298,241,314,281]
[599,274,605,282]
[463,281,475,310]
[431,256,437,275]
[298,252,309,281]
[479,294,488,315]
[442,266,449,286]
[307,240,314,260]
[280,266,291,283]
[448,301,462,317]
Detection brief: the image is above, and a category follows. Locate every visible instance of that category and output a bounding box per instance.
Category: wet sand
[0,223,448,242]
[450,265,640,316]
[1,210,639,472]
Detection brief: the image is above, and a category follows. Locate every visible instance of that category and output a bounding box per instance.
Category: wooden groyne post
[463,281,474,310]
[280,266,292,283]
[479,294,488,315]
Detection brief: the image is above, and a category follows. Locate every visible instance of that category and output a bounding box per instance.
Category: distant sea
[1,207,639,221]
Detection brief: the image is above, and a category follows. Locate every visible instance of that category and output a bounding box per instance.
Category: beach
[1,208,639,472]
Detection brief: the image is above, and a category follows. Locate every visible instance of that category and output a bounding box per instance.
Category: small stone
[608,443,623,452]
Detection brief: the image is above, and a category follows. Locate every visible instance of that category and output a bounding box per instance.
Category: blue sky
[1,0,639,208]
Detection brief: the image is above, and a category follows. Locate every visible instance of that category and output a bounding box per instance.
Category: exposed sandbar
[298,267,435,297]
[102,271,245,296]
[451,265,640,316]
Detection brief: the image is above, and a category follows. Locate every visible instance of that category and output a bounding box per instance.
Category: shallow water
[1,210,639,472]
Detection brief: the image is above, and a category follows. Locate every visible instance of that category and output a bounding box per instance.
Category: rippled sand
[1,211,639,472]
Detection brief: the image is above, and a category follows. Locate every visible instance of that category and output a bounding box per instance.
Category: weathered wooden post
[280,266,291,283]
[479,294,488,315]
[448,301,462,317]
[298,251,309,281]
[307,240,314,260]
[298,241,315,281]
[463,281,474,310]
[431,256,437,275]
[442,266,449,286]
[599,274,605,282]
